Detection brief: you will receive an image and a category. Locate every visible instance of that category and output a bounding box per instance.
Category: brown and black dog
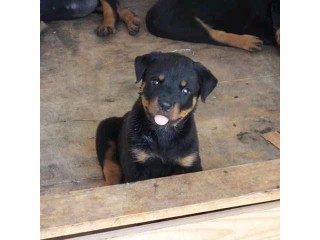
[146,0,280,51]
[96,52,218,184]
[40,0,140,37]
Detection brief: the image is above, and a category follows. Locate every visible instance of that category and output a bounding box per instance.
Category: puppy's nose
[159,101,173,112]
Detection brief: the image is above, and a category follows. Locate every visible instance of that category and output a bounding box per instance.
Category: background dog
[96,52,218,184]
[146,0,280,51]
[40,0,140,36]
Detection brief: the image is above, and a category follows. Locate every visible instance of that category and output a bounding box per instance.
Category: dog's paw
[119,8,141,36]
[95,24,116,37]
[127,15,141,36]
[239,35,263,52]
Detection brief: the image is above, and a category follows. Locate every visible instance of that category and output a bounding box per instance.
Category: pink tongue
[154,115,169,125]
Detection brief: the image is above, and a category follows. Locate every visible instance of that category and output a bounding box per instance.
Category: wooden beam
[41,159,280,239]
[70,201,280,240]
[262,131,280,149]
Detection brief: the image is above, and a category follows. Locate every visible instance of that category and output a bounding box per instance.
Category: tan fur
[131,149,152,163]
[159,74,165,81]
[179,97,197,119]
[142,96,159,117]
[101,0,116,29]
[102,141,122,185]
[195,17,263,51]
[118,8,141,35]
[139,82,146,94]
[177,153,198,167]
[180,80,187,88]
[142,95,197,124]
[170,103,181,121]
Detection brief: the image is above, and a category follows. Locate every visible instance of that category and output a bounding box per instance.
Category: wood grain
[70,201,279,240]
[41,160,280,239]
[262,132,280,149]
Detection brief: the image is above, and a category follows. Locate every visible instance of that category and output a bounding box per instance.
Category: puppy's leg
[95,0,118,37]
[118,8,140,36]
[195,18,263,52]
[102,141,122,185]
[96,117,123,185]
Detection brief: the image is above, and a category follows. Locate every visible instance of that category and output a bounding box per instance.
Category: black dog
[146,0,280,51]
[40,0,140,37]
[96,52,218,184]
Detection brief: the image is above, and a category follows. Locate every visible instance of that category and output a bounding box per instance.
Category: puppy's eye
[182,88,190,95]
[152,79,160,85]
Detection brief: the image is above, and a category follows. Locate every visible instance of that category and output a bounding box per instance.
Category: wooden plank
[41,159,280,239]
[70,201,279,240]
[261,131,280,149]
[111,202,280,240]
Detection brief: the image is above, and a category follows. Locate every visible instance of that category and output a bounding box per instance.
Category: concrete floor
[40,0,280,194]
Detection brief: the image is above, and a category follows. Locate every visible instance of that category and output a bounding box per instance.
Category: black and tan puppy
[146,0,280,51]
[96,52,218,184]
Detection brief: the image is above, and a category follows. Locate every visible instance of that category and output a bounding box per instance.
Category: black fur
[96,52,218,183]
[96,116,122,167]
[146,0,280,46]
[40,0,118,22]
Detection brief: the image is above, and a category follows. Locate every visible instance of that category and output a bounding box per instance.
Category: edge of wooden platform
[41,159,280,239]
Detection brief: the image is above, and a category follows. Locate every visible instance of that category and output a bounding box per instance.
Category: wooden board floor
[40,0,280,194]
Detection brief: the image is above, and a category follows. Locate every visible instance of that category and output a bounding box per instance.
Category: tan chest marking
[177,152,199,167]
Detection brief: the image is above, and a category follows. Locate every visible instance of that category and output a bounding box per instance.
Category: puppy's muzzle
[159,100,173,112]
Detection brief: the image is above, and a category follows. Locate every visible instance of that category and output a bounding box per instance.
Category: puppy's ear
[194,62,218,102]
[134,52,161,83]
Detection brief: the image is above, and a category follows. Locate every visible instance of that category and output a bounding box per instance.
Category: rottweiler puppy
[96,52,218,184]
[146,0,280,51]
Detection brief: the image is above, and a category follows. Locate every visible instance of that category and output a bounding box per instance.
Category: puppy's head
[135,52,218,126]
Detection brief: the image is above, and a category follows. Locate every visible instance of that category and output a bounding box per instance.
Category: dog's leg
[118,8,140,36]
[95,0,118,37]
[146,4,262,52]
[102,141,122,185]
[96,117,123,185]
[146,5,215,45]
[195,18,263,52]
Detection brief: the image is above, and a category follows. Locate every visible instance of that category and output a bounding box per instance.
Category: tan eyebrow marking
[180,80,187,88]
[159,74,165,81]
